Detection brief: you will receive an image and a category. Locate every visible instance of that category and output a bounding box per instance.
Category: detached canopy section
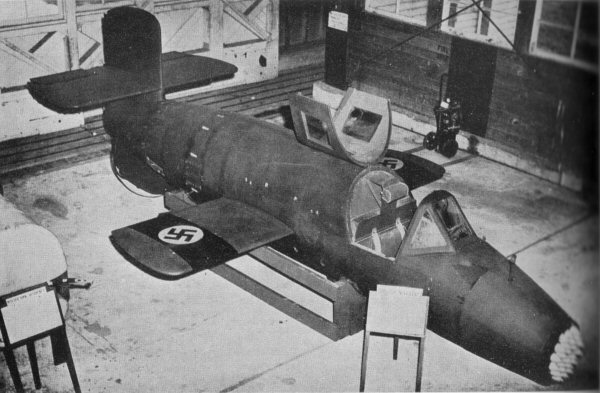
[290,86,392,166]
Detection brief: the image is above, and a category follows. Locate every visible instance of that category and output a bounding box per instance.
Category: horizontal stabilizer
[382,149,445,190]
[162,52,238,94]
[27,52,237,113]
[111,198,292,280]
[27,66,158,114]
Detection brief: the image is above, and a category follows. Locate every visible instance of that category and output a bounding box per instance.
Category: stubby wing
[110,198,293,280]
[161,52,238,94]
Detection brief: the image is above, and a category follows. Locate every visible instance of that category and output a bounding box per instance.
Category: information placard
[366,285,429,337]
[1,286,62,344]
[328,11,348,32]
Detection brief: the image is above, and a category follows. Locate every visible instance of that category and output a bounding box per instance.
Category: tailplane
[27,6,237,114]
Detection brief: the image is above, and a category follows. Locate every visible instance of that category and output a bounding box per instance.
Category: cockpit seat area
[347,168,416,259]
[354,209,408,257]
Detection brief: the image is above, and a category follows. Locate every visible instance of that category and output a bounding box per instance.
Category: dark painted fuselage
[23,4,578,388]
[104,99,576,385]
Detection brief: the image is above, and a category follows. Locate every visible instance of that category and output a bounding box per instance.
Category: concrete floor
[0,122,597,392]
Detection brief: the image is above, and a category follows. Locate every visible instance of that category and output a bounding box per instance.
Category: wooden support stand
[165,191,366,341]
[214,247,365,341]
[0,284,80,393]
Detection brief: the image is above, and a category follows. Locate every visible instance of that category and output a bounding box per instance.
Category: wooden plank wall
[279,0,330,51]
[347,11,597,189]
[348,12,451,124]
[486,52,560,166]
[489,50,598,182]
[490,0,519,38]
[397,0,428,20]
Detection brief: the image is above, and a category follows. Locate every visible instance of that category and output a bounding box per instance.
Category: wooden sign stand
[0,284,81,393]
[360,285,429,392]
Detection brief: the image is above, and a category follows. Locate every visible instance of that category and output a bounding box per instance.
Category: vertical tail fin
[102,6,162,90]
[27,7,163,113]
[27,6,237,114]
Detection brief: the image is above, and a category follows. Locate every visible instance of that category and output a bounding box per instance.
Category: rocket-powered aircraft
[27,6,583,385]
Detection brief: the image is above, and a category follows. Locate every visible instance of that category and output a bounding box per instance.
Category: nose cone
[459,262,583,385]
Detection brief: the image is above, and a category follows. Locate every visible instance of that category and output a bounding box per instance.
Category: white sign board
[366,285,429,337]
[328,11,348,32]
[1,286,63,344]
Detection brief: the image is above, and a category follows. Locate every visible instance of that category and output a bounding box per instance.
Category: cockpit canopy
[347,175,475,261]
[398,190,475,258]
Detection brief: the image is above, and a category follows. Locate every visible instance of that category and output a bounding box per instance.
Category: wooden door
[446,37,497,137]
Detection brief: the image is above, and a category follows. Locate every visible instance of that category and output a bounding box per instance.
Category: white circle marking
[158,225,204,245]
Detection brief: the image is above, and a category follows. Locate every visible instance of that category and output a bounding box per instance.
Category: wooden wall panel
[348,12,450,122]
[156,7,210,53]
[490,0,519,40]
[347,10,597,188]
[279,0,329,50]
[0,31,69,88]
[487,49,597,178]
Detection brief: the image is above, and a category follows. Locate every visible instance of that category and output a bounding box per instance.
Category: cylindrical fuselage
[107,100,368,243]
[104,100,580,385]
[105,100,396,281]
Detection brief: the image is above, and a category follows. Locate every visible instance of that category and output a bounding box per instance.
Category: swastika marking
[380,157,404,170]
[158,225,204,245]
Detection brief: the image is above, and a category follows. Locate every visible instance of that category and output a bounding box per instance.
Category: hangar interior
[0,0,597,392]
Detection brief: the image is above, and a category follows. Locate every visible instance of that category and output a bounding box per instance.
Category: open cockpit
[346,172,477,260]
[347,168,416,259]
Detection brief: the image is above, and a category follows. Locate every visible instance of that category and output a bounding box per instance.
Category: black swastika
[163,227,198,243]
[381,157,402,170]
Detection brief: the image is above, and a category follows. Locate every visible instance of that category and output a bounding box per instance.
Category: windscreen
[399,193,474,257]
[432,197,473,242]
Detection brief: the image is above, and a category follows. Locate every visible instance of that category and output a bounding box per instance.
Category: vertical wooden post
[60,326,82,393]
[210,0,224,58]
[415,338,425,392]
[332,278,366,338]
[63,0,79,70]
[359,330,370,392]
[26,342,41,389]
[529,0,543,53]
[281,0,290,50]
[3,348,24,393]
[266,0,280,72]
[324,0,350,90]
[332,285,349,339]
